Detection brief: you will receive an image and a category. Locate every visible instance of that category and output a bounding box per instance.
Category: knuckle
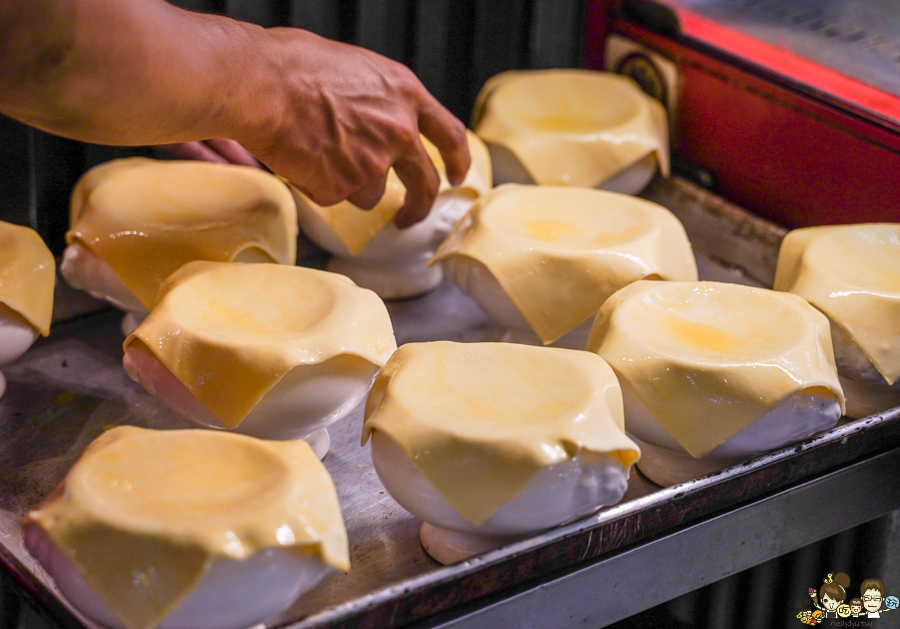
[392,121,419,147]
[310,182,352,207]
[449,120,468,146]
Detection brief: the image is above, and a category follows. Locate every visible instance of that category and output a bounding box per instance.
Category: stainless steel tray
[2,176,898,629]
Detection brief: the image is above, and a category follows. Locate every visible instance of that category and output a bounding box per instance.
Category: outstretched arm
[0,0,470,227]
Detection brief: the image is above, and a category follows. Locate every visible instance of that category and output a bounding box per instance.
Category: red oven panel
[584,1,900,227]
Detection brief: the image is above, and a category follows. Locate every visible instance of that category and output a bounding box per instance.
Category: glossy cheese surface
[774,223,900,385]
[587,281,844,458]
[25,426,349,629]
[472,69,669,188]
[292,131,492,255]
[124,262,396,428]
[0,221,54,335]
[362,341,639,525]
[67,158,297,309]
[432,185,697,343]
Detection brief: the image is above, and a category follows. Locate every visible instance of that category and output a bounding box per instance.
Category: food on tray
[123,262,396,456]
[23,426,349,629]
[362,341,640,564]
[0,221,55,398]
[773,223,900,418]
[432,184,697,345]
[586,281,845,487]
[471,69,669,193]
[292,131,492,299]
[61,158,297,333]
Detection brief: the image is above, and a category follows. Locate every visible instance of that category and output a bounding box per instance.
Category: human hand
[240,29,470,229]
[155,139,262,168]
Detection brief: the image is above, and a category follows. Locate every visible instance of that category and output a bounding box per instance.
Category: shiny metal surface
[671,0,900,101]
[1,176,897,629]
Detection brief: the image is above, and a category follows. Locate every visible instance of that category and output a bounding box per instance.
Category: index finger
[417,94,471,187]
[393,139,441,230]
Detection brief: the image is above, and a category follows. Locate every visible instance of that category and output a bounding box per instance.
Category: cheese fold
[362,341,640,526]
[587,281,845,458]
[0,221,55,335]
[773,223,900,385]
[472,69,669,188]
[25,426,349,629]
[432,185,697,343]
[124,262,396,428]
[292,131,492,255]
[67,158,298,309]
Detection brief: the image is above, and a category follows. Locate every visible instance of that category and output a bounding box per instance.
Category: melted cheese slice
[291,131,492,255]
[362,341,640,525]
[586,281,845,458]
[68,158,298,309]
[472,69,669,188]
[0,221,54,335]
[26,426,348,629]
[432,185,697,343]
[774,223,900,385]
[124,262,396,427]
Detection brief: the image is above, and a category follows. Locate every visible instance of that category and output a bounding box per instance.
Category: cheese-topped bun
[433,185,697,346]
[472,69,669,193]
[587,281,844,487]
[61,158,298,333]
[363,341,639,564]
[23,426,349,629]
[123,262,396,456]
[0,221,55,398]
[774,223,900,418]
[292,131,492,299]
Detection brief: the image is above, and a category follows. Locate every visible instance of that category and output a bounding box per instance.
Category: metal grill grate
[609,509,900,629]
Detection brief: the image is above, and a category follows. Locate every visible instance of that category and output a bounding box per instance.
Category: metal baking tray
[1,176,898,629]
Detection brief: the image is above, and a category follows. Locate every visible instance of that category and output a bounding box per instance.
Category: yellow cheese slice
[362,341,640,526]
[432,185,697,343]
[472,69,669,188]
[586,281,845,458]
[26,426,349,629]
[774,223,900,385]
[291,131,492,255]
[123,262,396,427]
[0,221,55,335]
[67,158,298,309]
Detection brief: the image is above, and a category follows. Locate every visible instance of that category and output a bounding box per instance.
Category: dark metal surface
[412,442,900,629]
[1,177,898,629]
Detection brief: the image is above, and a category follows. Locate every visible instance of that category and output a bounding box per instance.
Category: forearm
[0,0,470,226]
[0,0,277,146]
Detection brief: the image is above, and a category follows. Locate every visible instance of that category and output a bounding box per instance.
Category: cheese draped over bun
[432,185,697,343]
[472,69,669,188]
[587,281,845,457]
[67,158,298,309]
[25,426,349,629]
[124,262,396,428]
[0,221,54,335]
[774,223,900,385]
[292,131,492,255]
[362,341,639,525]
